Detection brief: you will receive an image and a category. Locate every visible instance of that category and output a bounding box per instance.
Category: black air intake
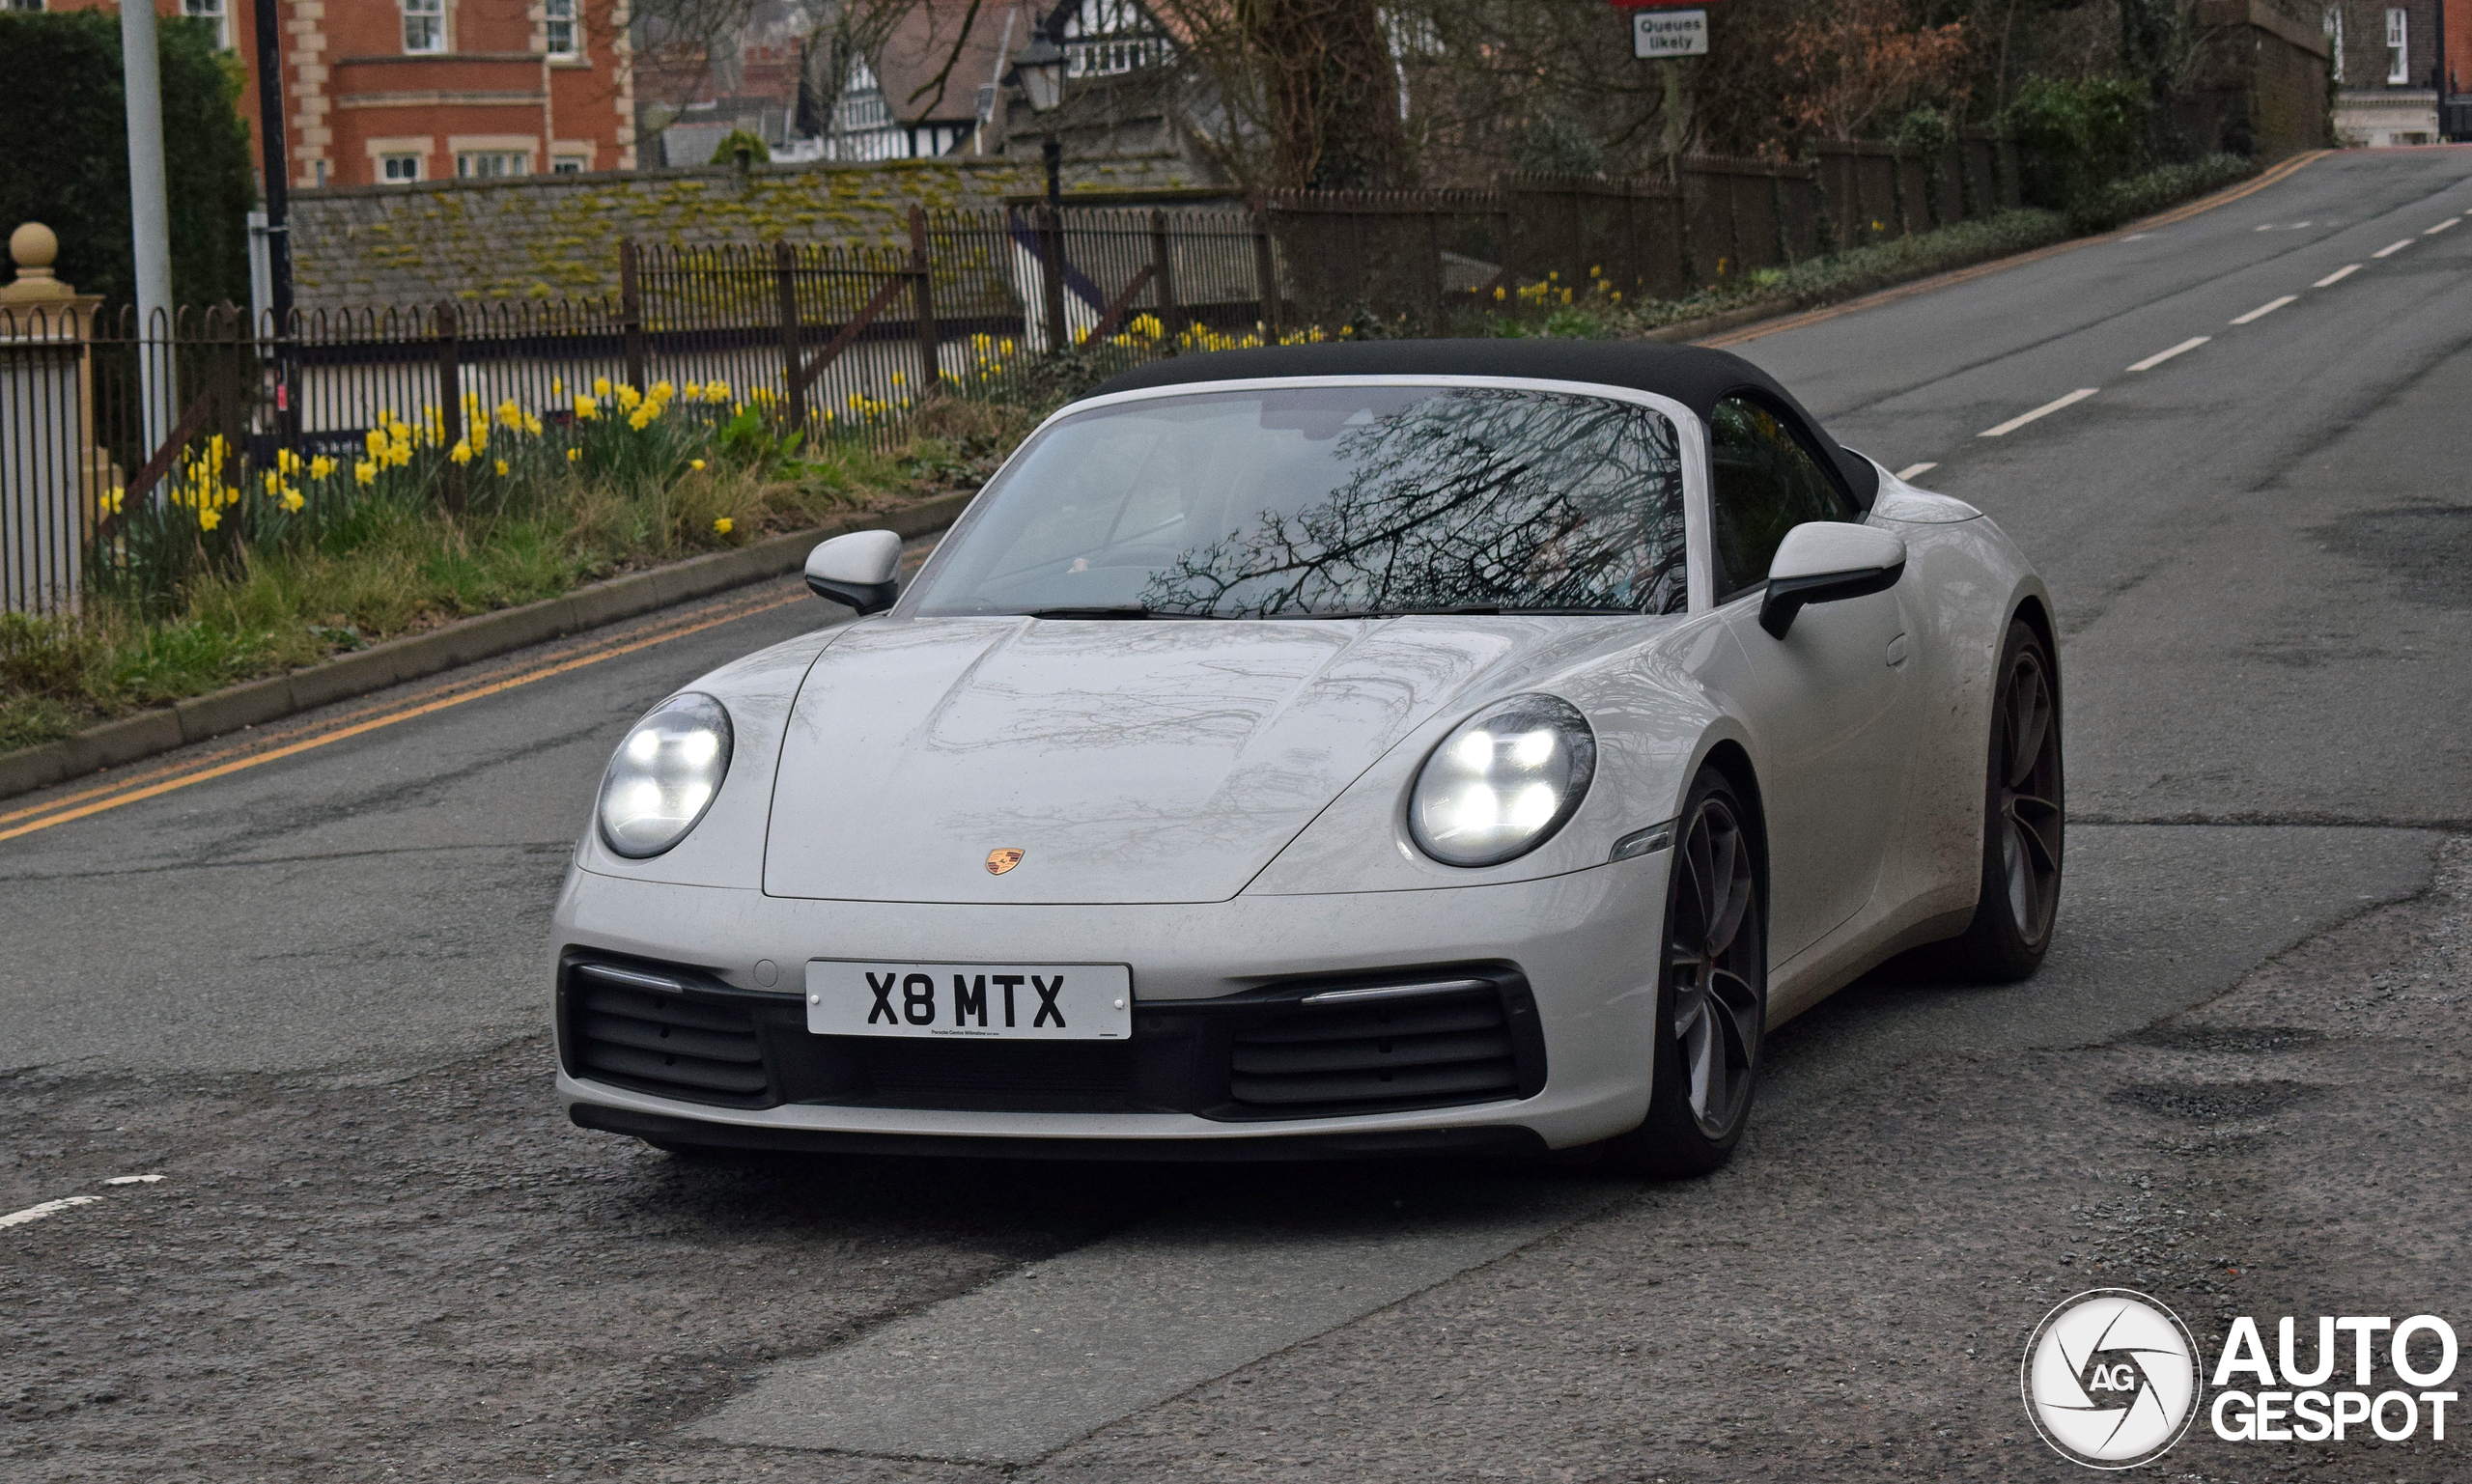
[1225,981,1526,1114]
[567,960,772,1107]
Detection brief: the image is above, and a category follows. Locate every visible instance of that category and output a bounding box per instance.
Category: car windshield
[906,384,1689,619]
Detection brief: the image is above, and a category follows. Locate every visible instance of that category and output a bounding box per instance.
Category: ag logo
[985,848,1025,876]
[2022,1289,2203,1469]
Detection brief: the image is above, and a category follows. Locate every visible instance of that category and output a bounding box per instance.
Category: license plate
[804,961,1133,1040]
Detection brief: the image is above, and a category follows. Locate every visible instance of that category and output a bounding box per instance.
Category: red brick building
[42,0,636,186]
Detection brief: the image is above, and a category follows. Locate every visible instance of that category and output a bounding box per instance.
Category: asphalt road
[4,148,2469,1482]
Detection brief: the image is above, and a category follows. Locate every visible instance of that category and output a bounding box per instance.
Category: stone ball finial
[3,222,74,304]
[11,222,59,270]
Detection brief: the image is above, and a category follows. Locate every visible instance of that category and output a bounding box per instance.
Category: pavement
[3,147,2468,1482]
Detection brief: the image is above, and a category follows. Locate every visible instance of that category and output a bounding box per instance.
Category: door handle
[1886,633,1910,668]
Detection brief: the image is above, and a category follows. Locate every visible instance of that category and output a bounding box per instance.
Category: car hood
[761,616,1537,904]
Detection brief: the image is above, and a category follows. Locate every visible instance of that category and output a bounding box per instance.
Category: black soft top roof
[1087,339,1878,508]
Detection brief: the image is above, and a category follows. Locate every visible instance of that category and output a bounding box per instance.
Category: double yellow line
[0,583,812,845]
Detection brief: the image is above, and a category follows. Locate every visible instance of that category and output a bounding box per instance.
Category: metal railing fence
[2,140,2026,613]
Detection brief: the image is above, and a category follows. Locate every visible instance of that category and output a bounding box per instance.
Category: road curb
[0,490,975,805]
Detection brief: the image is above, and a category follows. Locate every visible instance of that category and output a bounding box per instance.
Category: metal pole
[1044,134,1062,212]
[120,0,176,456]
[252,0,292,330]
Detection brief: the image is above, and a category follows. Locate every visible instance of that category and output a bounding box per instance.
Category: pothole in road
[2313,505,2472,609]
[2128,1023,2328,1054]
[2110,1078,2326,1122]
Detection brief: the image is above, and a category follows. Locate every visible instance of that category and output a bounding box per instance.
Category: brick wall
[288,155,1040,310]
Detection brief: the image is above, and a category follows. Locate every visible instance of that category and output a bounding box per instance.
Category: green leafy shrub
[2005,74,2150,210]
[0,10,255,313]
[2065,154,2258,234]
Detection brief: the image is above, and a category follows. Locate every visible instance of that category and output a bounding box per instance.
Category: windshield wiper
[1018,604,1228,620]
[1292,602,1644,619]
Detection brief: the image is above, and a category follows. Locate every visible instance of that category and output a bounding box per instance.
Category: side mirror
[804,529,903,614]
[1758,522,1905,638]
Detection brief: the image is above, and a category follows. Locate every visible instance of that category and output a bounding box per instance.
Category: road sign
[1633,8,1708,58]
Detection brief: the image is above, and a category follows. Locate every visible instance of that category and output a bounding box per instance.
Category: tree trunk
[1243,0,1408,189]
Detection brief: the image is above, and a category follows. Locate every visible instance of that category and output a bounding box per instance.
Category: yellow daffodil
[566,447,581,462]
[353,460,377,487]
[280,487,304,512]
[683,380,704,400]
[551,377,565,396]
[689,459,706,471]
[652,379,675,401]
[704,379,731,404]
[713,517,733,535]
[365,429,387,457]
[493,459,509,476]
[521,413,543,434]
[309,455,336,480]
[199,506,221,531]
[574,395,599,421]
[450,440,472,464]
[616,384,643,413]
[592,376,612,398]
[100,487,125,515]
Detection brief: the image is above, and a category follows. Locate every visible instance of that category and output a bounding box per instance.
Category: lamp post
[1010,24,1067,210]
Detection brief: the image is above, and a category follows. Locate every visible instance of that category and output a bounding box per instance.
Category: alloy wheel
[1667,795,1762,1138]
[1996,649,2064,946]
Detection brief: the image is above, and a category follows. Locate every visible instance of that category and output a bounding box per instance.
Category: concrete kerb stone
[0,490,977,806]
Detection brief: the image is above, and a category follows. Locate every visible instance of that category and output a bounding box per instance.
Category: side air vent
[568,961,772,1107]
[1226,984,1523,1114]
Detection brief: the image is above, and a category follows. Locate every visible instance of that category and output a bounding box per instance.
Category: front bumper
[551,854,1670,1153]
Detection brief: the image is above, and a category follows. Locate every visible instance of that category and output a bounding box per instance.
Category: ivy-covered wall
[289,157,1043,311]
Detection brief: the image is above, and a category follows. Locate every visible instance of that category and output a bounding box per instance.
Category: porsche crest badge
[985,848,1025,876]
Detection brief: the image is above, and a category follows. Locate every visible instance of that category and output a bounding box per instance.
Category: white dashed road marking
[1894,462,1937,481]
[1980,388,2100,438]
[2374,239,2414,258]
[2315,264,2361,287]
[2427,217,2460,234]
[2128,336,2210,372]
[1,1196,102,1230]
[2230,295,2296,325]
[3,1176,165,1230]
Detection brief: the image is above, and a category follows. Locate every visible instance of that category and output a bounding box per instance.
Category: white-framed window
[551,154,588,174]
[2324,7,2345,85]
[313,159,327,186]
[380,154,422,182]
[404,0,445,55]
[2,1,47,12]
[457,151,530,179]
[2387,8,2410,85]
[181,0,228,49]
[545,0,577,57]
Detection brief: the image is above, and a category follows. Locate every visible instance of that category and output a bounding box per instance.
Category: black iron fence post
[1249,194,1280,339]
[619,240,647,394]
[435,301,464,515]
[773,240,805,431]
[907,204,941,394]
[1038,205,1069,353]
[1148,209,1181,339]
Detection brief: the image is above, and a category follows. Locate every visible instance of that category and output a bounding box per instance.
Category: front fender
[1245,616,1747,896]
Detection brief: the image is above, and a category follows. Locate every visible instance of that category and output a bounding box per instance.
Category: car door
[1689,393,1914,962]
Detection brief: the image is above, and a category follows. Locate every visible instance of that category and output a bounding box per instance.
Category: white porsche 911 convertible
[552,341,2062,1173]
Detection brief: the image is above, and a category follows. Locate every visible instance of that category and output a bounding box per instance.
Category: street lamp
[1009,24,1067,210]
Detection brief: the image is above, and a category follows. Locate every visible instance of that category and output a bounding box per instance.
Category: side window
[1706,394,1857,600]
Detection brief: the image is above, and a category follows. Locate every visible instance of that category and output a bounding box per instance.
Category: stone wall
[288,157,1041,312]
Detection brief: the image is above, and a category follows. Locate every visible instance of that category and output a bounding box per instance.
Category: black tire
[1937,617,2065,981]
[1596,768,1767,1178]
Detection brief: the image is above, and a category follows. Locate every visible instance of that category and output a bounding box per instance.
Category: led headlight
[1409,694,1597,867]
[596,692,733,858]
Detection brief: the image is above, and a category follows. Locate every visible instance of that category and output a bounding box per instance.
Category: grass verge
[0,395,1028,753]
